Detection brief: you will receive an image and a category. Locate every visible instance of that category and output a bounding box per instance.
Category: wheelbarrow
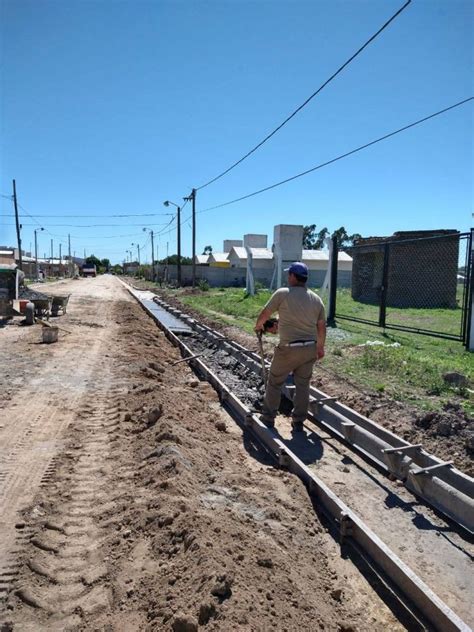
[51,294,71,317]
[31,297,53,320]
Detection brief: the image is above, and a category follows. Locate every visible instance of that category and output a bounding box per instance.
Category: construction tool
[256,331,268,386]
[256,318,278,385]
[36,318,72,335]
[171,349,217,366]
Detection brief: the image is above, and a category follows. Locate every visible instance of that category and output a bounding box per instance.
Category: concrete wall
[151,264,351,289]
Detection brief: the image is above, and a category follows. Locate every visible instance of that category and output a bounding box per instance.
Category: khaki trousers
[261,343,318,423]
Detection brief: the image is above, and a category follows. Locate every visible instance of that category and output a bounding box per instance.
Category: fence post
[467,229,474,351]
[379,243,390,328]
[327,237,338,326]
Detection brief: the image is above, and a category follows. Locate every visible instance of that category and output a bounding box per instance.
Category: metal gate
[333,230,473,345]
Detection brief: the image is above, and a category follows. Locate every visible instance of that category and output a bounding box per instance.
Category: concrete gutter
[124,284,471,632]
[159,295,474,535]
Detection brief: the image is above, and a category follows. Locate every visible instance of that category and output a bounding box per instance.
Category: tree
[303,225,329,249]
[159,254,192,265]
[85,255,101,268]
[202,245,213,255]
[331,227,362,248]
[100,258,111,271]
[303,225,362,250]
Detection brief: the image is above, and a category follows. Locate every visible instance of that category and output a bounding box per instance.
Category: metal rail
[122,282,472,632]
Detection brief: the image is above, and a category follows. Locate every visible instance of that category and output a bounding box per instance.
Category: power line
[196,0,411,191]
[198,97,473,213]
[3,222,172,228]
[17,212,174,218]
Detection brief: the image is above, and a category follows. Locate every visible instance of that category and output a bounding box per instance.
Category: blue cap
[284,261,308,278]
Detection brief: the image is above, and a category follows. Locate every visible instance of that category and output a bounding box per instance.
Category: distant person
[254,262,326,432]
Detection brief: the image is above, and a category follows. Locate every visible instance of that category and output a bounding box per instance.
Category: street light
[131,242,140,265]
[34,227,44,280]
[163,200,181,286]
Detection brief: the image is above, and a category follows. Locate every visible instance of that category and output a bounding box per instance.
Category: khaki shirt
[264,287,326,345]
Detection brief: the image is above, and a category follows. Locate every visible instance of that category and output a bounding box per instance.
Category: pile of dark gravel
[18,287,51,300]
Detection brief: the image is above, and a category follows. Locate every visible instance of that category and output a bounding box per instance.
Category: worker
[254,262,326,432]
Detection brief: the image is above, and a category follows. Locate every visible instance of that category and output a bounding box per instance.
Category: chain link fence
[334,230,472,344]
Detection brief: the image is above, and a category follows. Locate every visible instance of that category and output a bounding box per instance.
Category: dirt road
[0,276,406,630]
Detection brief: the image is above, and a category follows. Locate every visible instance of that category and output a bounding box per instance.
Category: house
[247,247,273,268]
[228,247,247,268]
[228,247,273,268]
[302,249,352,271]
[208,253,230,268]
[194,254,209,265]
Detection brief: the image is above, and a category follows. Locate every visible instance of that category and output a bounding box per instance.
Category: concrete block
[223,239,243,252]
[243,234,267,248]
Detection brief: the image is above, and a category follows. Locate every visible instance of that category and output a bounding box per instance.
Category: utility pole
[12,180,22,269]
[192,188,196,287]
[59,243,62,263]
[68,234,72,277]
[34,229,41,280]
[137,243,141,265]
[51,239,53,261]
[184,189,196,287]
[35,231,38,280]
[177,205,182,286]
[150,230,155,282]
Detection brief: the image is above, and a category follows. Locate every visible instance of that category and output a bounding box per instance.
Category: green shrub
[198,279,210,292]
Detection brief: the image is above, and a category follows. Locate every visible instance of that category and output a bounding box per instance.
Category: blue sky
[1,0,472,264]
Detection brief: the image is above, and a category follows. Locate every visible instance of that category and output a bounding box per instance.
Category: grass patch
[169,286,473,415]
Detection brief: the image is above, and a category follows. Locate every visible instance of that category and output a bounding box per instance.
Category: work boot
[259,414,275,429]
[291,420,304,432]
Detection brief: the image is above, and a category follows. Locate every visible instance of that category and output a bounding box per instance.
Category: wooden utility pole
[59,243,62,263]
[68,234,72,277]
[12,180,22,269]
[50,239,53,260]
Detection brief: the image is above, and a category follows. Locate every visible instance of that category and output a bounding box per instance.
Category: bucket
[42,326,59,344]
[19,299,29,314]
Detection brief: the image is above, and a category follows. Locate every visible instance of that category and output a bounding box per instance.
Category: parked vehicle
[81,264,97,277]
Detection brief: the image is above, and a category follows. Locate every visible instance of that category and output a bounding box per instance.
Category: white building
[228,246,273,269]
[302,249,352,271]
[194,254,209,265]
[208,252,230,268]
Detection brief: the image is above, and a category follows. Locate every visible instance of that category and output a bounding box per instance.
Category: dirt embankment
[142,286,473,476]
[1,277,403,631]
